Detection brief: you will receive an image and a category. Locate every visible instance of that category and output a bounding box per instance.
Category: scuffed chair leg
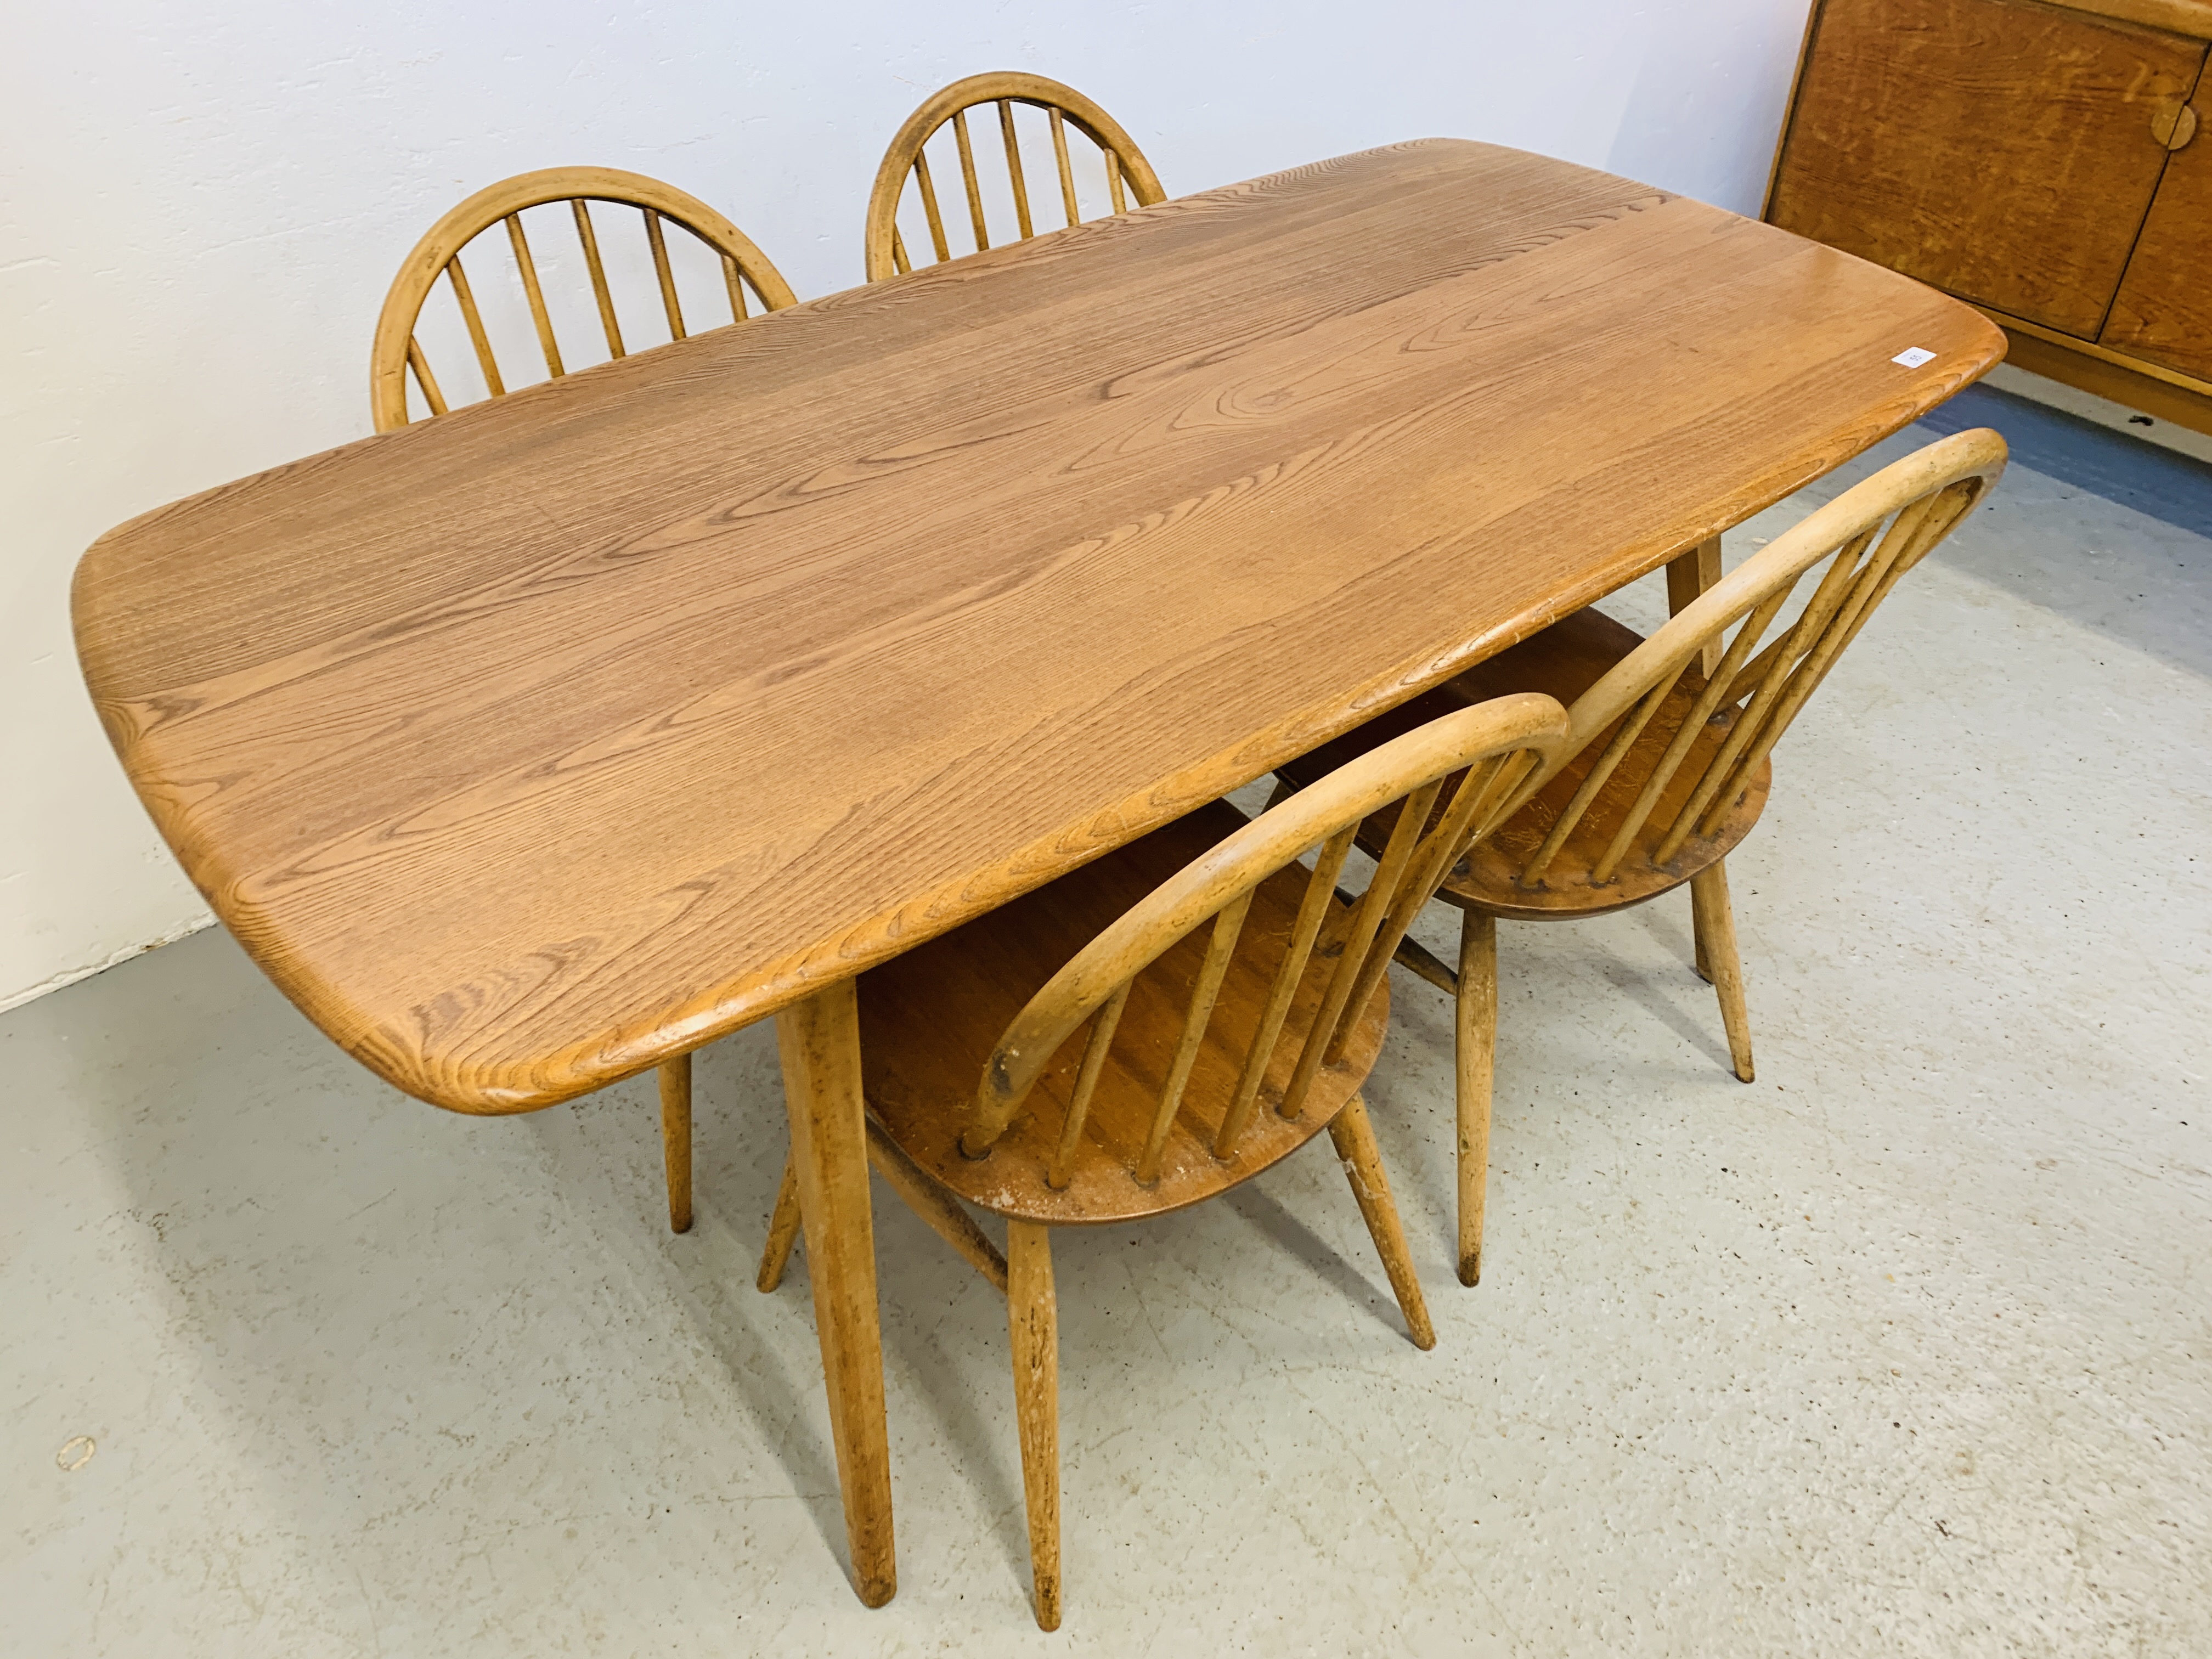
[1328,1096,1437,1350]
[1007,1221,1063,1632]
[659,1054,693,1234]
[1455,910,1497,1286]
[1689,859,1755,1082]
[756,1153,802,1290]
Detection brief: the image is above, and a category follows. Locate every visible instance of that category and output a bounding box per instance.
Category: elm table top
[71,139,2005,1112]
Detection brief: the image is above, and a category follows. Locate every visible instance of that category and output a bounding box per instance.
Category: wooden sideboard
[1765,0,2212,433]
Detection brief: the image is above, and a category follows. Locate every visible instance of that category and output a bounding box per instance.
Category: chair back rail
[1506,428,2010,884]
[371,166,797,432]
[865,72,1165,283]
[966,693,1574,1180]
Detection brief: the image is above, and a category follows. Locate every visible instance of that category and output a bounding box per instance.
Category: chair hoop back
[1505,428,2008,885]
[967,693,1573,1177]
[864,71,1165,283]
[370,166,798,432]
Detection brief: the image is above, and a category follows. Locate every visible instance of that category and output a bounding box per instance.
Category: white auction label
[1891,347,1936,368]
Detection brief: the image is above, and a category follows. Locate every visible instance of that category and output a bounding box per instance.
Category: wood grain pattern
[2058,0,2212,38]
[1284,433,2006,919]
[2102,88,2212,379]
[72,140,2003,1115]
[1768,0,2205,337]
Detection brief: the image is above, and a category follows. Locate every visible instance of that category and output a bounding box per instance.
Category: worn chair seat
[860,799,1385,1227]
[1280,606,1771,919]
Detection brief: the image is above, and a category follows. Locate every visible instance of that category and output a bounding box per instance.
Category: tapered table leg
[776,979,896,1607]
[1666,533,1724,675]
[1668,534,1725,985]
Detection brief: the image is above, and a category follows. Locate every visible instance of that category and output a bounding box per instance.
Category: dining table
[70,137,2005,1606]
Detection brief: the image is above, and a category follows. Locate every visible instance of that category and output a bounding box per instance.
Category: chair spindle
[1325,753,1524,1066]
[953,108,990,252]
[643,208,686,341]
[571,200,628,359]
[998,99,1036,240]
[1045,982,1131,1189]
[1278,779,1442,1117]
[444,255,507,396]
[503,215,565,379]
[1048,108,1081,227]
[1214,827,1356,1158]
[1133,891,1251,1183]
[1657,523,1892,864]
[1588,588,1791,882]
[914,151,952,262]
[404,337,449,416]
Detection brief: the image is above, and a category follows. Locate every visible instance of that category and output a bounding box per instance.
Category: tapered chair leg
[1006,1220,1062,1632]
[1688,859,1755,1082]
[659,1054,693,1234]
[1327,1097,1437,1350]
[1455,910,1498,1287]
[757,1154,802,1291]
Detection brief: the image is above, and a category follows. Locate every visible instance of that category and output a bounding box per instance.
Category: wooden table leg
[1668,534,1725,983]
[1666,534,1725,675]
[775,979,896,1607]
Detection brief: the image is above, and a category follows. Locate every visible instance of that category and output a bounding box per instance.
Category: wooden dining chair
[757,693,1572,1628]
[864,71,1165,283]
[371,166,797,433]
[1271,429,2009,1289]
[371,168,795,1235]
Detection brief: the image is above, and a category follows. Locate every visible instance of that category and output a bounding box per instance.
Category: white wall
[0,0,1812,1011]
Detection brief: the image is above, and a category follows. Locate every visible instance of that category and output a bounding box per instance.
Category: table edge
[69,149,2009,1114]
[380,307,2003,1113]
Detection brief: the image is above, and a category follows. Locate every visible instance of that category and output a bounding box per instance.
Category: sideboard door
[2101,81,2212,380]
[1768,0,2205,338]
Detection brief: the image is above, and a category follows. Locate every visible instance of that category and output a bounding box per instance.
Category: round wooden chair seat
[857,799,1387,1227]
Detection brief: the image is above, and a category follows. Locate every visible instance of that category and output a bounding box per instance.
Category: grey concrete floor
[5,385,2209,1656]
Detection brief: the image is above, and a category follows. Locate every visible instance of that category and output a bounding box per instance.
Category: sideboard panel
[2102,106,2212,379]
[1768,0,2204,337]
